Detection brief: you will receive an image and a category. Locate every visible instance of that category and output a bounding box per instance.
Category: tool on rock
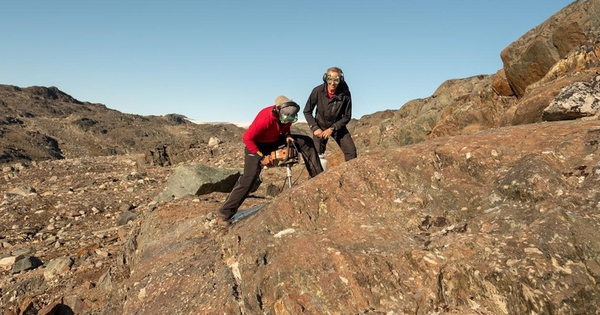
[270,142,299,188]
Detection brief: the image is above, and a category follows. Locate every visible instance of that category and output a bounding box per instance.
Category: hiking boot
[216,217,231,230]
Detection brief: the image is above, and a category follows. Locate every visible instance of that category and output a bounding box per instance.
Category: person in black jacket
[303,66,357,162]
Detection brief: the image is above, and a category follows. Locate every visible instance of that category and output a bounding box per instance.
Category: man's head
[323,66,344,94]
[274,95,299,124]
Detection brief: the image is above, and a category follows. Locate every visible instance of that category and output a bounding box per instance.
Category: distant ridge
[187,119,251,128]
[187,119,308,129]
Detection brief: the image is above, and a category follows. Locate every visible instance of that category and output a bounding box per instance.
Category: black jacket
[303,82,352,133]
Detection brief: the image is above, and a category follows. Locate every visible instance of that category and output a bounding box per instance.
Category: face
[326,71,341,93]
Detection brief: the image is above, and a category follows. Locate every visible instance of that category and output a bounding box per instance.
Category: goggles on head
[326,75,340,85]
[279,112,298,124]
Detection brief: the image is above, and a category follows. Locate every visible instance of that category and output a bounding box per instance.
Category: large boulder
[500,0,600,98]
[154,164,243,202]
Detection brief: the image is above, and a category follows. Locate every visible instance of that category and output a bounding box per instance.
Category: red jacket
[243,105,291,154]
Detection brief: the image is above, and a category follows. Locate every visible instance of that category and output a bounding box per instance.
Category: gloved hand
[261,155,272,166]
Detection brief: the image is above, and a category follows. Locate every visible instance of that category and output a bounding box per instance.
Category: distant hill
[0,85,245,165]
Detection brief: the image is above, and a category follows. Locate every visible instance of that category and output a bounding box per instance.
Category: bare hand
[321,128,334,139]
[286,136,295,143]
[314,129,323,138]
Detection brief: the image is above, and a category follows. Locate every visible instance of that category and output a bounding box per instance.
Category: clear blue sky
[2,1,574,125]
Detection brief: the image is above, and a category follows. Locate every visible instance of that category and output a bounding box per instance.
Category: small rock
[117,211,138,226]
[95,249,109,258]
[83,281,95,289]
[11,255,43,274]
[119,203,134,212]
[0,256,16,270]
[208,136,223,147]
[44,256,74,280]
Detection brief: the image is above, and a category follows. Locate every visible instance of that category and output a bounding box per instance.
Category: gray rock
[117,211,138,226]
[11,255,43,274]
[208,136,223,147]
[11,248,35,256]
[543,75,600,121]
[154,164,243,202]
[44,256,74,280]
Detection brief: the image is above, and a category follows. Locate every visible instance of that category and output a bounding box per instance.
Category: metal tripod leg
[286,164,293,188]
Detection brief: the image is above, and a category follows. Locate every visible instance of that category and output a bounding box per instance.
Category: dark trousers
[314,126,357,161]
[218,134,323,220]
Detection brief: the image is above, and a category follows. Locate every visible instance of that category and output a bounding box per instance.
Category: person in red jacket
[217,95,323,225]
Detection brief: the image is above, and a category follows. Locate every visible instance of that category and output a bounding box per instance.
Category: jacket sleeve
[303,87,320,132]
[242,114,266,154]
[332,91,352,131]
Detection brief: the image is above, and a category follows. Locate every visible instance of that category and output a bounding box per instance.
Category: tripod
[282,143,298,188]
[285,160,295,188]
[271,142,299,190]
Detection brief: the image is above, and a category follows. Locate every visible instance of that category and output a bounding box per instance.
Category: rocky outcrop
[345,0,600,162]
[349,74,516,157]
[510,71,598,125]
[15,120,589,314]
[113,119,600,314]
[500,0,600,98]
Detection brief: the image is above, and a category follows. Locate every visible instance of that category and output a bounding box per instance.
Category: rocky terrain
[1,0,600,314]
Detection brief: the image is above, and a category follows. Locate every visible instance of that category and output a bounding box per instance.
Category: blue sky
[2,1,574,124]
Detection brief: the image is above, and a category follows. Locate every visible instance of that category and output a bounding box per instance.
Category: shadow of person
[40,303,75,315]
